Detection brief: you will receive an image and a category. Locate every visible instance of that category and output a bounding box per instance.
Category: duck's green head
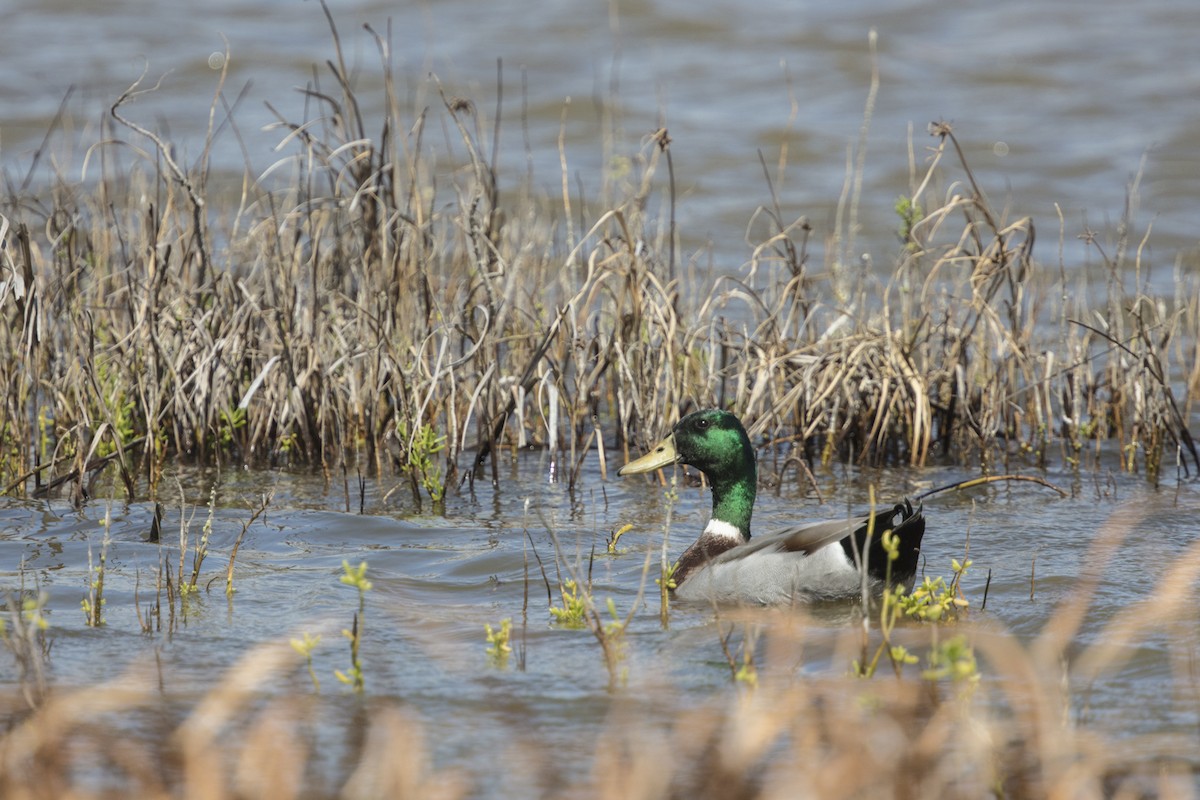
[618,409,757,488]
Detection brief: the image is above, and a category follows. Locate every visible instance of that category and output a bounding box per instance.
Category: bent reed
[2,23,1198,505]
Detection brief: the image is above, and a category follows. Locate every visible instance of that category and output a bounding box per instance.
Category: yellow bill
[618,433,679,475]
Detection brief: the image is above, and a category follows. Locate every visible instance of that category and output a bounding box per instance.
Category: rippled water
[3,0,1200,280]
[2,452,1198,790]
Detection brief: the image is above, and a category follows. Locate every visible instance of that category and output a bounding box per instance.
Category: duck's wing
[708,500,924,567]
[677,502,925,605]
[707,515,868,565]
[677,517,873,605]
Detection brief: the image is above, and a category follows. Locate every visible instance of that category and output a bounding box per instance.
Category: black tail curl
[839,499,926,585]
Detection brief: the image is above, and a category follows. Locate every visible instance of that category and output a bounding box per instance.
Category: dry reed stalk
[1,12,1197,505]
[7,589,1198,799]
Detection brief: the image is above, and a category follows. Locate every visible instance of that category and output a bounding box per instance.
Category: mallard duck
[618,409,926,605]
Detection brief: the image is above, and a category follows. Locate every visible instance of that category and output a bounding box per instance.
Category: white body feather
[674,540,877,605]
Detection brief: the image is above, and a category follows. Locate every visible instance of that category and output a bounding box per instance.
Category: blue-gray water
[2,455,1199,792]
[3,0,1199,282]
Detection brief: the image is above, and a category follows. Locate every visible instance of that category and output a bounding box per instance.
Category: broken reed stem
[225,492,273,597]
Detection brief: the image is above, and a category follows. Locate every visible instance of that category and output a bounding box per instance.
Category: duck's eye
[696,419,709,429]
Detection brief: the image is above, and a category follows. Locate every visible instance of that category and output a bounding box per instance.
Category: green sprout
[897,567,971,624]
[549,579,587,628]
[895,195,925,249]
[82,530,111,628]
[335,560,372,693]
[485,618,513,668]
[853,502,972,679]
[397,419,447,506]
[600,598,629,686]
[22,594,50,632]
[655,561,679,593]
[735,656,758,688]
[719,623,759,689]
[218,406,247,449]
[4,592,50,641]
[734,637,758,688]
[547,562,633,687]
[278,431,300,456]
[290,631,323,692]
[181,484,217,597]
[923,634,980,685]
[340,560,373,594]
[414,424,447,502]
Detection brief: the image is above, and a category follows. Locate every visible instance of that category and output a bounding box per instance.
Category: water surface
[2,451,1197,792]
[3,0,1199,283]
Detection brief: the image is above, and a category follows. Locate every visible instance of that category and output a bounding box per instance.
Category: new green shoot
[336,560,372,693]
[485,618,513,668]
[290,631,323,692]
[549,579,587,628]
